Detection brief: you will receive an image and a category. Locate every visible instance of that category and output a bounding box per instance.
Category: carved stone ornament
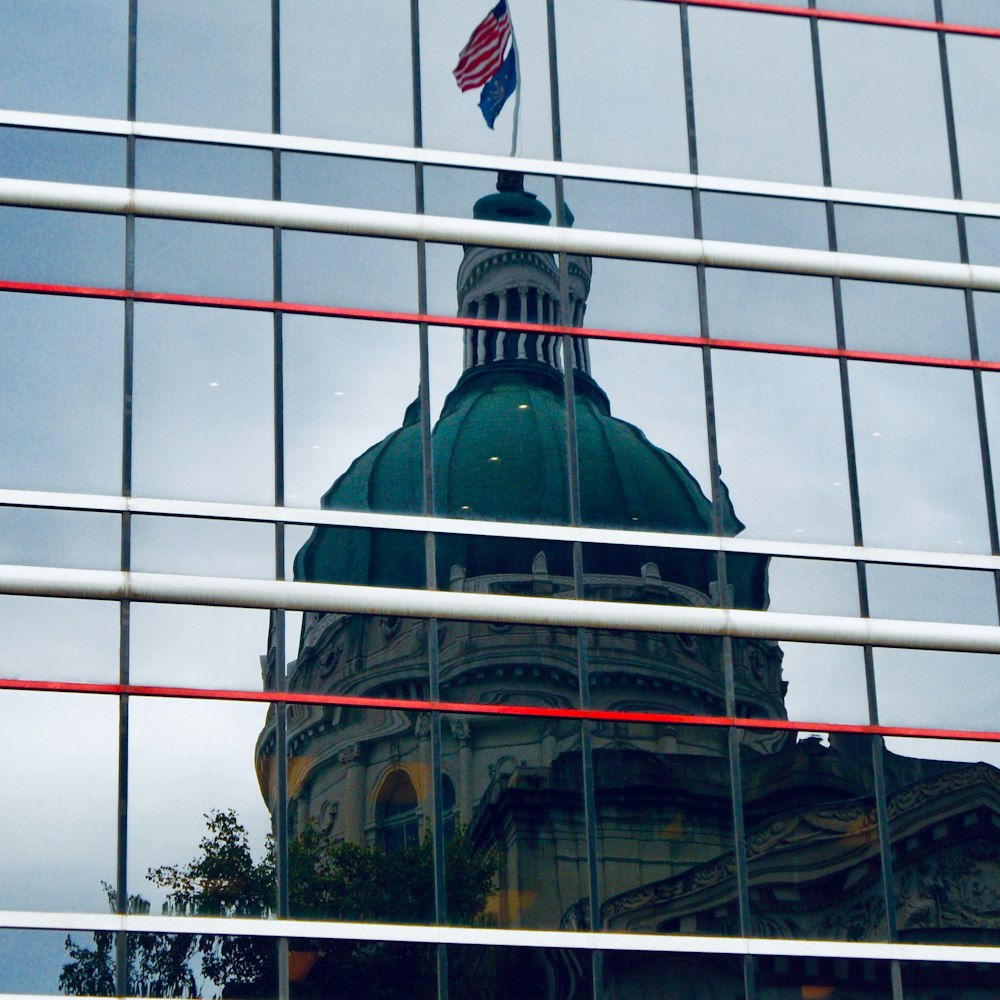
[414,713,432,739]
[380,616,402,639]
[318,800,339,834]
[449,716,471,742]
[337,742,363,765]
[896,847,1000,930]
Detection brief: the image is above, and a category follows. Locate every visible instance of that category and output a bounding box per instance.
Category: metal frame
[4,107,1000,220]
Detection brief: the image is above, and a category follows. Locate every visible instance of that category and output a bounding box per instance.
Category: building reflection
[256,175,1000,999]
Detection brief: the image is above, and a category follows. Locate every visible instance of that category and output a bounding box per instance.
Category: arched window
[376,770,419,853]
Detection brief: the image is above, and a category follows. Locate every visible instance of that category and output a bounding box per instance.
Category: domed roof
[293,361,768,608]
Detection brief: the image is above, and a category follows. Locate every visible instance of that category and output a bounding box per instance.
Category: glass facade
[4,2,1000,998]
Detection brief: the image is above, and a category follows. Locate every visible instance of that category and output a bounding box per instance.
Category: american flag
[453,1,512,93]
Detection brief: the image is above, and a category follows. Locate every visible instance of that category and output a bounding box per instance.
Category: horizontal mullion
[2,564,1000,653]
[2,279,999,375]
[649,0,1000,39]
[1,909,999,966]
[3,487,999,572]
[4,107,1000,221]
[0,178,997,290]
[4,677,1000,745]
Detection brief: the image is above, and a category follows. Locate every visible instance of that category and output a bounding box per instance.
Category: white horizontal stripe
[0,177,996,289]
[2,488,998,572]
[2,107,1000,221]
[2,910,999,966]
[2,564,999,653]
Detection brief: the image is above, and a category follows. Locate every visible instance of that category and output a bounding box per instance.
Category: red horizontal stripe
[651,0,1000,39]
[0,279,996,374]
[2,676,999,745]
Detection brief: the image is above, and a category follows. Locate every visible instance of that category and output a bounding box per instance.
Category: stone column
[496,290,508,359]
[338,742,367,845]
[450,716,473,824]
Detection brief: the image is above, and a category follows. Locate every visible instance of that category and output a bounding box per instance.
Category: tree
[61,811,498,998]
[58,883,196,998]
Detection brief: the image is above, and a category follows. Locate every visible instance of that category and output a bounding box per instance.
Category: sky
[4,0,1000,992]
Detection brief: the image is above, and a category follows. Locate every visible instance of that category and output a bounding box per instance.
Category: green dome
[294,362,767,608]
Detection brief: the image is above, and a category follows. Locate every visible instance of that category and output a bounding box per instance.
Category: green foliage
[61,811,498,998]
[58,883,196,998]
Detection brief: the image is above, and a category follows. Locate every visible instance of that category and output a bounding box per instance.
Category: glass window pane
[742,729,887,941]
[131,304,274,505]
[0,293,123,493]
[282,232,417,312]
[778,642,870,726]
[424,166,554,223]
[885,736,1000,947]
[943,0,1000,28]
[136,0,270,131]
[706,270,836,348]
[555,0,688,171]
[763,557,861,618]
[605,951,743,999]
[973,290,1000,360]
[0,208,124,288]
[875,648,1000,732]
[820,22,953,195]
[849,362,989,552]
[451,942,594,999]
[283,316,420,514]
[0,928,98,997]
[135,139,272,200]
[867,563,997,626]
[130,515,275,580]
[127,697,274,922]
[0,595,119,684]
[0,127,124,187]
[0,691,118,913]
[282,154,414,213]
[817,0,935,15]
[840,281,969,358]
[429,318,571,525]
[282,706,437,926]
[0,508,119,571]
[444,711,586,931]
[690,9,822,184]
[0,0,127,118]
[596,722,740,936]
[130,603,271,692]
[134,220,273,300]
[902,958,1000,997]
[947,34,1000,202]
[578,341,710,531]
[757,955,892,998]
[967,216,1000,267]
[701,193,828,251]
[712,352,854,544]
[834,204,960,262]
[282,0,412,146]
[584,259,700,338]
[561,180,693,239]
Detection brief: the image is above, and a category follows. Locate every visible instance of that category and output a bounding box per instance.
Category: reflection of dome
[295,358,766,609]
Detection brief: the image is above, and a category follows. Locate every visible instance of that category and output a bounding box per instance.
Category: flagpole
[509,23,521,157]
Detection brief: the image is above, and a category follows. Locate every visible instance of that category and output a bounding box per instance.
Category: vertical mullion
[270,6,292,1000]
[812,8,900,995]
[546,3,601,996]
[408,5,449,998]
[680,7,754,997]
[115,1,138,994]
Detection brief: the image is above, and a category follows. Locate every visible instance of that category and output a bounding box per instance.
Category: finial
[497,170,525,193]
